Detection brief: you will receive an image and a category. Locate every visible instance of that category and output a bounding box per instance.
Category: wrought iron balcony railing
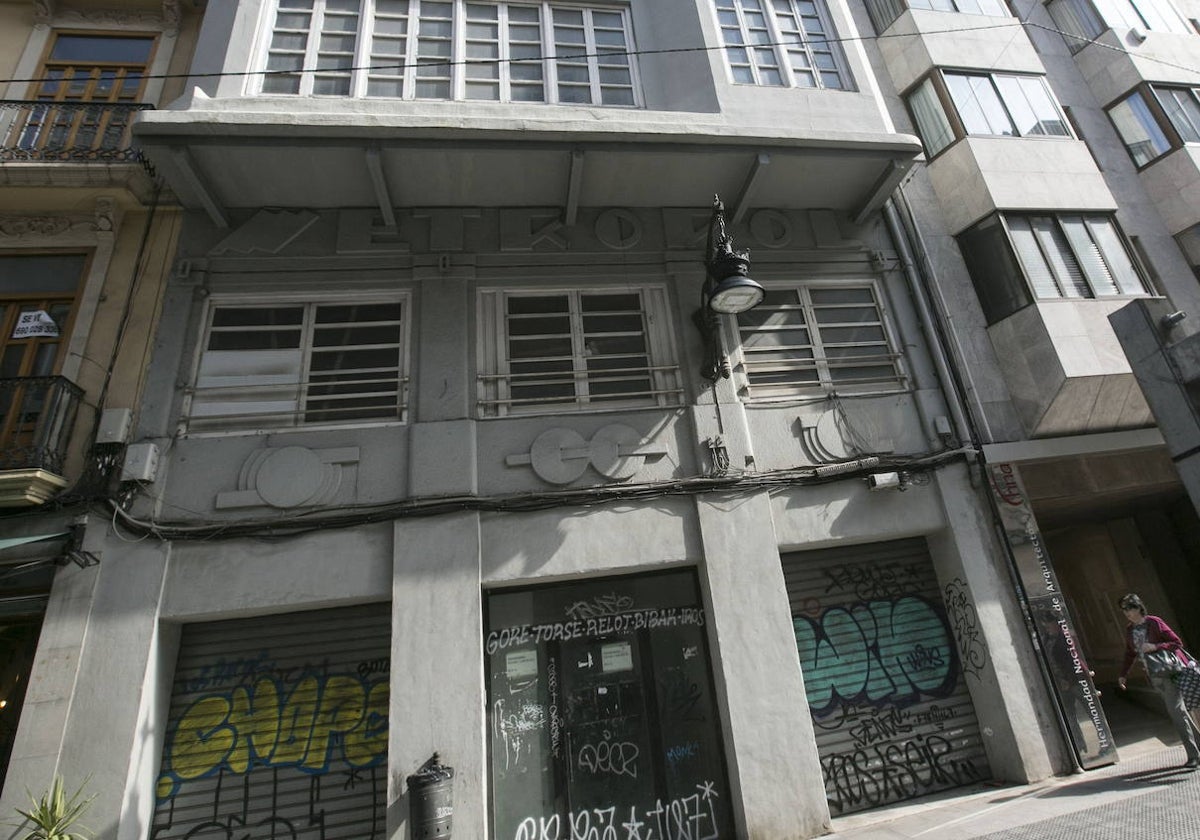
[0,376,83,475]
[0,100,152,163]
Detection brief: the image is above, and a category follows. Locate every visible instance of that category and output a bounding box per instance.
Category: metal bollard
[407,753,454,839]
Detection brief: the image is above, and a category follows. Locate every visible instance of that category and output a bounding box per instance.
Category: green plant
[12,775,94,840]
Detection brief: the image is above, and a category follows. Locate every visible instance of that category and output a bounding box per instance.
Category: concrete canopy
[132,105,922,227]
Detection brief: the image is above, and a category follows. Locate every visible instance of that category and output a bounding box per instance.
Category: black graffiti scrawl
[791,555,989,816]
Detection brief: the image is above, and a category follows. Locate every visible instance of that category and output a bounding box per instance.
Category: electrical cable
[105,447,975,542]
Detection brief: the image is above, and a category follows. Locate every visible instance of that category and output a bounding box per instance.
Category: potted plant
[12,775,93,840]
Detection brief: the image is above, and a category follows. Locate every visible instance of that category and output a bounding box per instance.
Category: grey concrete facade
[8,0,1200,837]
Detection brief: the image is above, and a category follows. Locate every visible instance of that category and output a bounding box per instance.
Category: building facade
[5,0,1200,837]
[0,0,199,799]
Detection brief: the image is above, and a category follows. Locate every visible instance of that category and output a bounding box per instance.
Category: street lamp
[696,195,765,381]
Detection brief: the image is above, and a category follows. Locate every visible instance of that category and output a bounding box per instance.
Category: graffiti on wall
[794,560,987,815]
[943,578,987,679]
[152,653,389,840]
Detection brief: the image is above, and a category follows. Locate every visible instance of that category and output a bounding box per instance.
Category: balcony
[0,101,157,199]
[0,377,83,507]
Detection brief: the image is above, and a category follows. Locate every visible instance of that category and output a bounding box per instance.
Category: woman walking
[1117,593,1200,769]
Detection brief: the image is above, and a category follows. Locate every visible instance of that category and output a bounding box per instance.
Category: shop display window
[485,570,731,840]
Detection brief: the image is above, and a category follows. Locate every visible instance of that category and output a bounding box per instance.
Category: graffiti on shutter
[783,538,990,815]
[151,603,390,840]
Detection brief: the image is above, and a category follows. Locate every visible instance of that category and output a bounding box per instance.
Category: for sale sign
[12,310,59,339]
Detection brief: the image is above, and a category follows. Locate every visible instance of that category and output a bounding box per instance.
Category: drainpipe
[881,198,978,449]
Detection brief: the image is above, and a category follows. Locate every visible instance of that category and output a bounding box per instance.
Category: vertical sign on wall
[988,462,1117,770]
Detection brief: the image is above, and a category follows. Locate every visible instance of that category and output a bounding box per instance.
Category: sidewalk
[825,727,1199,839]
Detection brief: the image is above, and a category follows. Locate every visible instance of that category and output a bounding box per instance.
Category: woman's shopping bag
[1177,664,1200,710]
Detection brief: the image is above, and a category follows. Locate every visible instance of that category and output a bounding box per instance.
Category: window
[713,0,850,90]
[11,33,155,156]
[734,284,903,399]
[1047,0,1189,52]
[905,71,1069,156]
[1154,86,1200,141]
[907,77,954,157]
[260,0,638,105]
[188,299,409,431]
[864,0,1008,36]
[1108,90,1172,166]
[1107,84,1200,167]
[958,213,1148,324]
[477,287,681,417]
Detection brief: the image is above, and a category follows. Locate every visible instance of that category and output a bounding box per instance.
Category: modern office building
[3,0,1200,837]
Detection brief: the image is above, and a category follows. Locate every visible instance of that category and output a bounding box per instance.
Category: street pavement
[825,700,1200,840]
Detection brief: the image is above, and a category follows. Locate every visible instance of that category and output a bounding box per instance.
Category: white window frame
[730,280,907,402]
[476,284,682,418]
[712,0,851,91]
[183,293,411,435]
[253,0,643,106]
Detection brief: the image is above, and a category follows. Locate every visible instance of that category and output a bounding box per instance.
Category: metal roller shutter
[782,538,990,816]
[151,603,391,840]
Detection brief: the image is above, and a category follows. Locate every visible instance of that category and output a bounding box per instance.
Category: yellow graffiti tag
[159,674,388,800]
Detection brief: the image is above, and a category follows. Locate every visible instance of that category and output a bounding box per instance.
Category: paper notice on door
[506,648,538,679]
[12,310,59,339]
[601,641,633,672]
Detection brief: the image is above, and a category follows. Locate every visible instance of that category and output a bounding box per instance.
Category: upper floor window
[905,70,1070,158]
[957,213,1148,324]
[713,0,850,90]
[1047,0,1190,53]
[733,283,904,400]
[1108,84,1200,167]
[864,0,1008,36]
[260,0,639,105]
[187,299,409,432]
[10,33,156,158]
[477,287,681,417]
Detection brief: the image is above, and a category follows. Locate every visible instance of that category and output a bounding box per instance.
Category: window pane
[1059,215,1118,296]
[957,214,1033,323]
[1047,0,1104,51]
[994,76,1069,137]
[1110,92,1172,166]
[1154,87,1200,143]
[908,77,955,157]
[1086,217,1147,295]
[49,35,155,63]
[945,73,1014,136]
[1030,216,1091,298]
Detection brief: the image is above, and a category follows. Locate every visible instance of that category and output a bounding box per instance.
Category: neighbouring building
[0,0,200,797]
[3,0,1200,837]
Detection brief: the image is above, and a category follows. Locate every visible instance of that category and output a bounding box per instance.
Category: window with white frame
[476,287,681,416]
[957,213,1148,324]
[905,70,1070,156]
[713,0,850,90]
[188,299,409,431]
[260,0,639,105]
[734,284,903,399]
[1047,0,1190,53]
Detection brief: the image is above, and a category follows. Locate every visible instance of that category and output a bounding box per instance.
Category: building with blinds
[4,0,1200,837]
